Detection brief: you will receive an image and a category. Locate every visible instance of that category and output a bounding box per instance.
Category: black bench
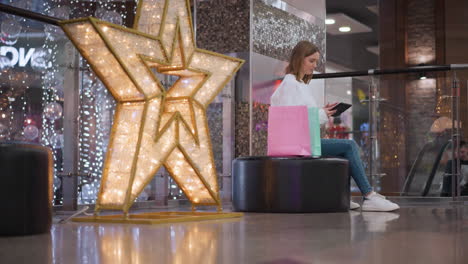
[232,156,349,213]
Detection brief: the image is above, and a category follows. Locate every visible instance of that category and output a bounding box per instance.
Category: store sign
[0,46,36,67]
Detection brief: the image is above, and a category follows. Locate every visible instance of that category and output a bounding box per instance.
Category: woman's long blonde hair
[285,41,320,84]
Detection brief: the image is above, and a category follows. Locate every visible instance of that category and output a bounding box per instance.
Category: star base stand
[72,211,243,225]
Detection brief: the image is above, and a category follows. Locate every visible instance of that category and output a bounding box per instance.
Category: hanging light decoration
[43,102,63,120]
[0,18,22,45]
[23,124,39,140]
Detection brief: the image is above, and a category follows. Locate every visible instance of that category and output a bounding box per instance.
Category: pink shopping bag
[267,105,311,156]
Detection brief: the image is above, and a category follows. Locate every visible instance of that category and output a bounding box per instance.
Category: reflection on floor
[1,202,468,264]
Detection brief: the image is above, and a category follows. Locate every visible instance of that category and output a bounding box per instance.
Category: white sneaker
[350,201,360,210]
[362,192,400,212]
[372,192,386,199]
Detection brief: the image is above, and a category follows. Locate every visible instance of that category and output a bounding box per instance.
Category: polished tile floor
[1,202,468,264]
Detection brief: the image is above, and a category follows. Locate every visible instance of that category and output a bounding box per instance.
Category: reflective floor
[1,202,468,264]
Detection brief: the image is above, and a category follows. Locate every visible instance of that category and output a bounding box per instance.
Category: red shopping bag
[267,105,312,156]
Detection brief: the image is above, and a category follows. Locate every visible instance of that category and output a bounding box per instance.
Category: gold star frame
[60,0,244,222]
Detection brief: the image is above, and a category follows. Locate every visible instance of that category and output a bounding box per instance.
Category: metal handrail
[313,65,468,79]
[0,3,60,25]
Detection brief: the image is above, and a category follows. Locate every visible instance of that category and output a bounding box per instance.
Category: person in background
[327,117,349,139]
[441,141,468,196]
[270,41,399,212]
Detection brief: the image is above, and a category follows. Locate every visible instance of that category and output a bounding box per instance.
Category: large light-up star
[60,0,244,214]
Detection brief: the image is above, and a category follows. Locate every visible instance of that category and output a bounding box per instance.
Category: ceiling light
[418,71,427,80]
[326,13,371,35]
[339,26,351,32]
[325,18,335,25]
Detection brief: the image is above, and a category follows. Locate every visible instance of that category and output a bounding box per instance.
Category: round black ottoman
[232,156,350,213]
[0,142,53,235]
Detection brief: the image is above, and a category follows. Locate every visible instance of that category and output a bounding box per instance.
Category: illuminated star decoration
[60,0,244,214]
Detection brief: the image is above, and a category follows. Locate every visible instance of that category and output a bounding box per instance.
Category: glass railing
[251,65,467,198]
[0,1,69,208]
[0,1,212,210]
[1,1,467,213]
[322,69,467,198]
[1,0,241,211]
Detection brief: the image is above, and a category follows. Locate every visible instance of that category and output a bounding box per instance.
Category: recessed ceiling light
[347,90,352,95]
[326,13,371,35]
[339,26,351,32]
[325,18,335,25]
[419,72,427,80]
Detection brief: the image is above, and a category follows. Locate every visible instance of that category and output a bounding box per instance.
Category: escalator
[402,135,451,196]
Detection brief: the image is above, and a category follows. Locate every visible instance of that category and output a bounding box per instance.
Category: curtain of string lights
[0,0,214,206]
[0,0,140,205]
[43,0,135,204]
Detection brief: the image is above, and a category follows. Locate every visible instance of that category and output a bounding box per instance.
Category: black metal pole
[0,3,61,26]
[313,65,453,79]
[368,78,374,187]
[260,65,468,81]
[451,74,457,200]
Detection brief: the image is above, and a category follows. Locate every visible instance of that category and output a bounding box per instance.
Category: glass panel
[0,10,68,206]
[324,76,372,193]
[0,0,235,209]
[77,69,115,204]
[3,0,468,209]
[373,72,460,197]
[250,52,285,156]
[324,71,468,198]
[424,73,468,197]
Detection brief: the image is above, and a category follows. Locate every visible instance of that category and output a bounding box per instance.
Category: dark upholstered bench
[0,142,53,235]
[232,156,349,213]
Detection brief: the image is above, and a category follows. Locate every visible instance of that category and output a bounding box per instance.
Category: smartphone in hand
[331,103,351,117]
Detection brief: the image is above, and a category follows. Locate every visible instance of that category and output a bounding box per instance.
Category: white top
[270,74,328,124]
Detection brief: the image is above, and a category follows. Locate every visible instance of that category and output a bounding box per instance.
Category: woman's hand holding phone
[323,102,338,118]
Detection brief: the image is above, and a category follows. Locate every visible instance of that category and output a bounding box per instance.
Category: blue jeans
[321,139,373,196]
